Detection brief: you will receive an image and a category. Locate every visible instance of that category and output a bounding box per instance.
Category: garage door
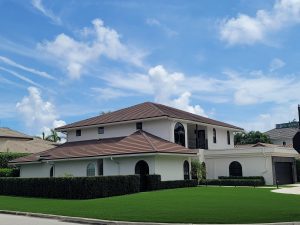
[275,162,294,185]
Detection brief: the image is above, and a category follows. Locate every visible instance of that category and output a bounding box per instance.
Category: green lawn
[0,187,300,224]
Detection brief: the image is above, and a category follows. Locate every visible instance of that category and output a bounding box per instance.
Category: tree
[191,160,206,182]
[234,131,271,145]
[45,129,61,143]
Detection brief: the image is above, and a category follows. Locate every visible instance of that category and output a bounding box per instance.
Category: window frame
[213,128,217,143]
[98,127,104,134]
[227,131,231,145]
[229,161,243,177]
[76,129,81,137]
[174,122,185,147]
[87,163,96,177]
[136,122,143,130]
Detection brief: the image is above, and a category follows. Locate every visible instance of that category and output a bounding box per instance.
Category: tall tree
[234,131,271,145]
[45,129,61,143]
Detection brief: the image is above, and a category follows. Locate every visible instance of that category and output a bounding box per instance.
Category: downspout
[110,157,120,175]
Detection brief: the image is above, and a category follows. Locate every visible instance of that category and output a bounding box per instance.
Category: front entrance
[275,162,294,185]
[135,160,149,191]
[197,130,206,149]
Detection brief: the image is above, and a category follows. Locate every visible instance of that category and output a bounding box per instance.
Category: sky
[0,0,300,136]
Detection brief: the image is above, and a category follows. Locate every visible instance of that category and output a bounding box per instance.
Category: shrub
[0,175,140,199]
[146,175,198,191]
[0,153,29,168]
[218,176,265,183]
[0,168,20,177]
[199,178,265,186]
[191,160,206,181]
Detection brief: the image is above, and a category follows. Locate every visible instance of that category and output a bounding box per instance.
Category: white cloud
[38,19,145,79]
[91,87,131,100]
[220,0,300,45]
[234,103,299,132]
[16,87,66,135]
[0,55,54,79]
[269,58,286,71]
[0,66,42,88]
[146,18,178,37]
[31,0,61,25]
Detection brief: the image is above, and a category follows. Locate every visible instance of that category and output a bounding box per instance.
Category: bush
[0,175,140,199]
[218,176,265,183]
[0,153,29,168]
[199,178,265,186]
[146,175,198,191]
[0,168,20,177]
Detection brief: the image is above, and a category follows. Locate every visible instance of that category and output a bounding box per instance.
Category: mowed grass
[1,187,300,224]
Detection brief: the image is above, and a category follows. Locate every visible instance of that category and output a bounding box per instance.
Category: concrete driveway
[271,183,300,195]
[0,214,84,225]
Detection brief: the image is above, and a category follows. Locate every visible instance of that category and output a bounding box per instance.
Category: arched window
[174,122,185,147]
[50,166,54,178]
[213,128,217,143]
[87,163,96,177]
[183,160,190,180]
[229,161,242,177]
[227,131,230,145]
[135,160,149,175]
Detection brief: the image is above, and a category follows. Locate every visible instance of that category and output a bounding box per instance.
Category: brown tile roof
[56,102,242,131]
[0,127,33,140]
[0,138,56,154]
[11,130,197,164]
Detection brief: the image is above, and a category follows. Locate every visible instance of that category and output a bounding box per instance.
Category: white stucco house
[11,102,299,185]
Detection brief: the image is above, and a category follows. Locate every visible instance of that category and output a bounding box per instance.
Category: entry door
[197,130,206,149]
[275,162,293,185]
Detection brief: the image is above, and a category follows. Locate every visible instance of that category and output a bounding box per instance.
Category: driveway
[272,184,300,195]
[0,213,84,225]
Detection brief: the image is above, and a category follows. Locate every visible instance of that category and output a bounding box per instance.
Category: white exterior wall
[67,119,172,142]
[154,155,191,181]
[271,138,293,146]
[207,127,234,150]
[20,163,52,178]
[19,155,192,181]
[205,156,274,185]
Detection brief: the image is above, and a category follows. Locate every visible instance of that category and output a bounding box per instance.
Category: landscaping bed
[0,186,300,224]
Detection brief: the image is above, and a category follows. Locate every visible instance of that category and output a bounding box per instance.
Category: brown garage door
[275,162,293,185]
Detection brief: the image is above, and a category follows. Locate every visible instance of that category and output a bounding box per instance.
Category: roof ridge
[148,102,168,116]
[139,130,158,151]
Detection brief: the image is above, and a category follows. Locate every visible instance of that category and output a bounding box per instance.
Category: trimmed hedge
[219,176,265,183]
[145,175,198,191]
[0,175,140,199]
[0,152,29,168]
[0,168,20,177]
[199,178,265,186]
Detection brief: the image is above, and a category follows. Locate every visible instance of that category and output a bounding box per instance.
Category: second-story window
[98,127,104,134]
[227,131,230,145]
[213,128,217,143]
[136,122,143,130]
[76,129,81,136]
[174,122,185,147]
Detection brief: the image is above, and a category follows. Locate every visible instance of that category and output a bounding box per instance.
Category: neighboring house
[265,122,299,147]
[11,102,299,185]
[0,127,56,154]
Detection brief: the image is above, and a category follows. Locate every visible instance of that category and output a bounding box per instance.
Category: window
[135,160,149,175]
[174,122,185,147]
[87,163,96,177]
[98,159,103,176]
[229,161,242,177]
[283,141,286,146]
[76,129,81,136]
[183,160,190,180]
[213,128,217,143]
[227,131,231,145]
[98,127,104,134]
[136,122,143,130]
[50,166,54,178]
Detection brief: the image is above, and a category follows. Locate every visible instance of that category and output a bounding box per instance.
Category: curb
[1,210,300,225]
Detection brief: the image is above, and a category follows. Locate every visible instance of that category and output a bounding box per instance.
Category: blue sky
[1,0,300,136]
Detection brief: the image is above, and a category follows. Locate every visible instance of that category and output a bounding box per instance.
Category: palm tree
[45,129,61,143]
